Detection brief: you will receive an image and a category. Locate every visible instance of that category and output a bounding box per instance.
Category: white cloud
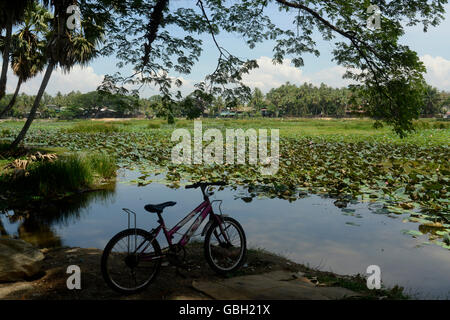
[243,55,450,93]
[4,64,198,98]
[6,54,447,99]
[420,55,450,91]
[241,56,311,93]
[242,56,356,93]
[6,65,104,95]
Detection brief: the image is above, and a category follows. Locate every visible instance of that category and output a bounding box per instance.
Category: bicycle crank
[167,244,186,267]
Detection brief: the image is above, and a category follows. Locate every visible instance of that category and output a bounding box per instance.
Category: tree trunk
[0,18,13,100]
[0,77,22,118]
[10,61,55,149]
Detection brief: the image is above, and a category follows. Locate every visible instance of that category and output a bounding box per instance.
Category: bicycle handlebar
[185,181,226,189]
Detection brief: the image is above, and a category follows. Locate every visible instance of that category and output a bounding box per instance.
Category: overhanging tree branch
[275,0,396,112]
[275,0,383,73]
[142,0,169,67]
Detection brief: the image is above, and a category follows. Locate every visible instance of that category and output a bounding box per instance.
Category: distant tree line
[0,90,141,118]
[257,83,357,117]
[151,82,441,119]
[1,82,448,120]
[249,82,450,118]
[0,0,448,147]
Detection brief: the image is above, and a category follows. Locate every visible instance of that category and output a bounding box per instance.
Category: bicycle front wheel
[101,228,161,294]
[204,217,247,274]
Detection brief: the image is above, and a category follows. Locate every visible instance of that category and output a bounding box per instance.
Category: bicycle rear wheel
[101,228,161,294]
[204,217,247,274]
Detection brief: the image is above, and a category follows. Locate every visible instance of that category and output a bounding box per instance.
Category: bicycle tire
[204,217,247,275]
[101,228,161,294]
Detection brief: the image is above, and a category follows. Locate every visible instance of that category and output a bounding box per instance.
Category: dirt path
[0,245,300,300]
[0,245,394,300]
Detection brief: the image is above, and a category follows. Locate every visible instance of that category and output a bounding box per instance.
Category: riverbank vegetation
[0,146,116,209]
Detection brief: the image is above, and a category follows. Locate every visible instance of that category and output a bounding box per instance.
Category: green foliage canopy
[98,0,448,135]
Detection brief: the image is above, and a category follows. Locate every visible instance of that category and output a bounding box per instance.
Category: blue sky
[5,2,450,97]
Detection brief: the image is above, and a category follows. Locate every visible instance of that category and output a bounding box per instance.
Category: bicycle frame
[135,196,227,262]
[157,199,218,247]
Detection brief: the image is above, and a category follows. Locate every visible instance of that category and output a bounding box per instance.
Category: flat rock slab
[192,271,360,300]
[0,282,35,299]
[0,239,45,282]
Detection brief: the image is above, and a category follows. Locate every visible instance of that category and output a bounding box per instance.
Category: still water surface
[2,170,450,299]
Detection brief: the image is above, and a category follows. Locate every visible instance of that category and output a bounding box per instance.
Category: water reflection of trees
[0,187,115,248]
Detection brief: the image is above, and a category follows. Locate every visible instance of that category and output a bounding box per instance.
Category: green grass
[88,152,117,179]
[147,122,161,129]
[311,273,409,300]
[2,117,449,144]
[0,158,9,168]
[1,128,11,136]
[30,154,94,195]
[0,153,117,198]
[60,122,123,133]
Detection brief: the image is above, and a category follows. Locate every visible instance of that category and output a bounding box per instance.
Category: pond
[2,169,450,299]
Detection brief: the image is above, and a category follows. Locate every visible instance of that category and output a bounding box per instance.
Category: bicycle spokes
[207,219,245,271]
[105,232,160,292]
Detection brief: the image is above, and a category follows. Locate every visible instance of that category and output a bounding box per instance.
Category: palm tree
[10,0,105,149]
[0,3,51,118]
[0,0,34,100]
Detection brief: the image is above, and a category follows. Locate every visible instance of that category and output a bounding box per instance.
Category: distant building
[202,109,210,118]
[444,111,450,120]
[344,105,365,117]
[219,110,236,118]
[46,104,66,114]
[260,108,274,117]
[95,107,117,118]
[235,106,253,116]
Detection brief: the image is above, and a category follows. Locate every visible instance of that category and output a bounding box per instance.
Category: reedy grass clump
[0,153,117,197]
[29,154,94,195]
[88,152,117,179]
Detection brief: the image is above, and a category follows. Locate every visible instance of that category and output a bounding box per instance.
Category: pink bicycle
[101,182,247,294]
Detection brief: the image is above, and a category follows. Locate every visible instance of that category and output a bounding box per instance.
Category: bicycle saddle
[144,201,176,213]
